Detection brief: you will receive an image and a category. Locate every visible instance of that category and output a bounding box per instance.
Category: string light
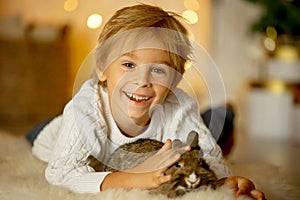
[87,14,103,29]
[266,26,277,40]
[264,37,276,51]
[182,10,198,24]
[266,80,285,94]
[184,0,200,11]
[64,0,78,12]
[184,61,192,70]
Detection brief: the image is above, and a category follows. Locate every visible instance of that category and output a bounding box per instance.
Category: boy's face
[99,48,179,133]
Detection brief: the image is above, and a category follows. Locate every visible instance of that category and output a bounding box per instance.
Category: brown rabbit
[104,131,223,198]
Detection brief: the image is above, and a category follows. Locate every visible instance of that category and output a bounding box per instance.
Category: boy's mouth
[124,92,151,102]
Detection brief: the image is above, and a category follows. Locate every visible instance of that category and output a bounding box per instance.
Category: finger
[236,179,255,196]
[224,177,238,193]
[176,145,191,155]
[158,142,183,161]
[157,152,181,170]
[236,184,252,196]
[157,139,172,153]
[157,174,172,185]
[147,145,181,172]
[154,142,190,170]
[250,189,266,200]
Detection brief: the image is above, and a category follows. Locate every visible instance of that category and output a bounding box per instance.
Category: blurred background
[0,0,300,189]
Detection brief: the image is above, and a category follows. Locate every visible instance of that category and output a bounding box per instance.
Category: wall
[211,0,262,102]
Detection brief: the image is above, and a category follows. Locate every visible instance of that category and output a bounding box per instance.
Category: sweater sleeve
[44,79,113,193]
[32,115,63,162]
[196,123,233,179]
[45,100,111,193]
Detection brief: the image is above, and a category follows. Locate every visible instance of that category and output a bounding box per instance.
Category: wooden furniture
[0,25,70,129]
[247,80,300,141]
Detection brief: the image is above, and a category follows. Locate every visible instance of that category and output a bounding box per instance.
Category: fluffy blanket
[0,132,299,200]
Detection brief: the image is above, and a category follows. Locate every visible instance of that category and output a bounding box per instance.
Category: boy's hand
[101,139,190,190]
[128,139,190,173]
[126,139,190,188]
[224,176,266,200]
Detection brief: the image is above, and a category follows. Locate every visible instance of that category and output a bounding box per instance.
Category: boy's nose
[133,67,152,87]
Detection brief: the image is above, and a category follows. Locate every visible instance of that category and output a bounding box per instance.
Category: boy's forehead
[120,33,166,52]
[97,27,188,71]
[121,49,171,65]
[106,34,168,64]
[122,49,168,57]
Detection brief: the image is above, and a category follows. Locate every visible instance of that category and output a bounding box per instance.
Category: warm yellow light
[182,10,198,24]
[266,26,277,40]
[264,37,276,51]
[184,0,200,11]
[64,0,78,12]
[267,80,286,94]
[276,45,299,61]
[184,61,192,70]
[87,14,103,29]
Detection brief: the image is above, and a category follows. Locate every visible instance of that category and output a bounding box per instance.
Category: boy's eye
[122,62,134,69]
[151,67,166,74]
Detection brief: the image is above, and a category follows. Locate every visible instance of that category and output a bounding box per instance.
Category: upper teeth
[125,92,150,102]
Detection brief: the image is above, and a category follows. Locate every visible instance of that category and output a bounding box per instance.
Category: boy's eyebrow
[121,52,172,66]
[122,52,137,59]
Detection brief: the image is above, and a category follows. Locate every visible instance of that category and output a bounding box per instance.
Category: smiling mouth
[124,92,151,102]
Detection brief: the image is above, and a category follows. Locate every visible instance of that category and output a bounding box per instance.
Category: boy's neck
[117,122,149,138]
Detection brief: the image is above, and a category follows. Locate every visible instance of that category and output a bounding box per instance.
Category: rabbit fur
[104,131,223,198]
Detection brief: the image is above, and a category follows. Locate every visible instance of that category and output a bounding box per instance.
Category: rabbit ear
[186,131,199,148]
[172,139,183,149]
[199,148,204,158]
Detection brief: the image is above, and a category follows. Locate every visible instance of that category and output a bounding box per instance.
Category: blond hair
[96,4,191,75]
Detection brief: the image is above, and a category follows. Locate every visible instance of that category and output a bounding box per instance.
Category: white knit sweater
[32,78,232,193]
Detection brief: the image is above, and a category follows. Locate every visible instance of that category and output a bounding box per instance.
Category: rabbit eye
[175,162,181,168]
[175,162,183,168]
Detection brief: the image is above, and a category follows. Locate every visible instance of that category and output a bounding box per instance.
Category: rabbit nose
[188,173,198,183]
[185,173,200,188]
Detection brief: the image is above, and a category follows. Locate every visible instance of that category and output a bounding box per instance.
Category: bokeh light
[184,0,200,11]
[184,60,192,70]
[182,10,198,24]
[64,0,78,12]
[264,37,276,51]
[266,26,277,40]
[267,80,285,94]
[87,14,103,29]
[276,45,299,61]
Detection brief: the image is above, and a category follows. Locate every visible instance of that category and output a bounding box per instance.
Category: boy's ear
[96,67,106,81]
[171,73,182,89]
[168,74,182,94]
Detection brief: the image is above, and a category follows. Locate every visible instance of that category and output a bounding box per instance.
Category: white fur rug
[0,132,299,200]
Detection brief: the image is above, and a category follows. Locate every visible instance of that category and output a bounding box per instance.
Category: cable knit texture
[32,78,232,193]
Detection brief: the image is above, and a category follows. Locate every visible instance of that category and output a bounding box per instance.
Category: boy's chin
[127,114,150,127]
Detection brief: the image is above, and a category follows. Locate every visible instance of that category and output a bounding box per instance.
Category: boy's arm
[45,127,106,193]
[45,101,108,193]
[100,170,170,190]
